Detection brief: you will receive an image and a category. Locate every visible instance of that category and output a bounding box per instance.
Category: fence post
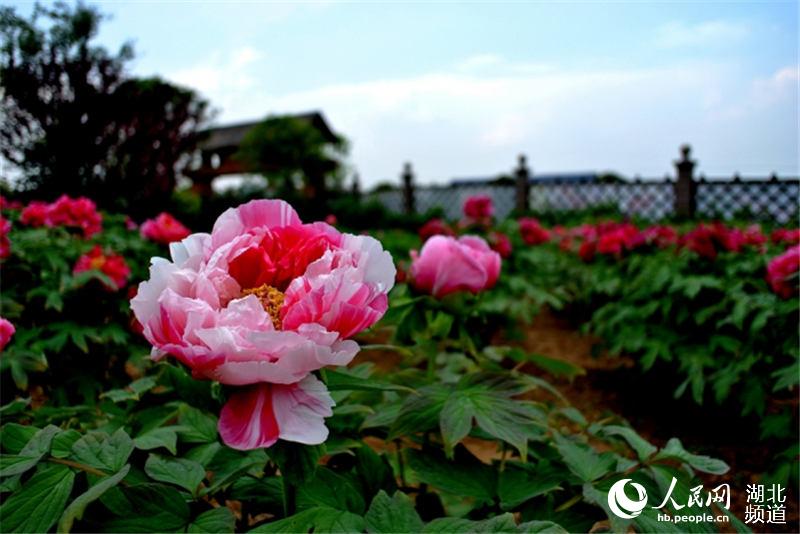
[515,154,530,213]
[674,144,696,218]
[401,162,415,215]
[351,173,361,200]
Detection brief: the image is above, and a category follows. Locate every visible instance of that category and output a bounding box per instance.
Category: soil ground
[517,308,800,534]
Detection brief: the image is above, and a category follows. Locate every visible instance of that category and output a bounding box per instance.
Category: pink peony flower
[131,200,395,450]
[0,317,14,352]
[141,212,192,244]
[767,245,800,299]
[418,218,454,242]
[519,218,550,245]
[463,195,494,220]
[0,216,10,259]
[73,245,131,291]
[409,235,501,298]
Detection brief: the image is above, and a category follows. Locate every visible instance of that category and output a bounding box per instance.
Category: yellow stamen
[241,284,285,330]
[89,256,106,269]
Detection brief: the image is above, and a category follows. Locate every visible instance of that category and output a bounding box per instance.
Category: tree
[0,2,208,215]
[235,116,348,205]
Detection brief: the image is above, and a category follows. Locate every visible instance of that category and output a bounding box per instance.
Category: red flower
[578,240,596,262]
[48,195,103,237]
[419,218,454,242]
[767,245,800,299]
[489,232,513,258]
[641,225,679,248]
[140,212,191,244]
[0,317,14,352]
[20,196,102,237]
[463,195,494,219]
[519,218,550,245]
[20,201,50,227]
[73,245,131,291]
[0,217,10,259]
[771,228,800,248]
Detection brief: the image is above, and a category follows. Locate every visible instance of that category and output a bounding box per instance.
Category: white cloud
[169,46,263,116]
[167,53,798,185]
[655,20,750,48]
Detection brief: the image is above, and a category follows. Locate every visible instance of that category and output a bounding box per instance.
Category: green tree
[235,116,348,205]
[0,2,208,216]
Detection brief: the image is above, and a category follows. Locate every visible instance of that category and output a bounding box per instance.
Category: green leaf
[406,448,496,502]
[134,426,179,454]
[297,466,366,514]
[0,423,38,454]
[439,395,474,458]
[0,425,61,476]
[601,425,657,461]
[389,385,449,440]
[71,428,134,473]
[249,506,365,533]
[145,454,205,496]
[554,435,616,482]
[188,507,236,533]
[497,461,563,510]
[423,513,518,533]
[51,430,82,459]
[0,463,76,533]
[177,405,219,443]
[521,352,586,379]
[102,483,190,532]
[206,448,267,492]
[354,446,397,501]
[655,438,729,475]
[325,368,415,393]
[100,377,158,403]
[365,490,424,534]
[57,464,130,533]
[517,520,570,533]
[267,441,324,486]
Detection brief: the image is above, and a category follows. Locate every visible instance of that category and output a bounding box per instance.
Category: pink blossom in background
[125,217,139,231]
[767,245,800,299]
[489,232,513,258]
[463,195,494,220]
[0,196,22,211]
[0,217,10,259]
[0,317,14,352]
[73,245,131,291]
[131,199,395,450]
[419,218,454,242]
[19,196,102,237]
[519,218,550,245]
[410,235,501,298]
[641,225,679,248]
[324,214,338,226]
[140,212,191,244]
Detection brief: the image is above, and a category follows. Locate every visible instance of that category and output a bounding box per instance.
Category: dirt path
[517,308,799,533]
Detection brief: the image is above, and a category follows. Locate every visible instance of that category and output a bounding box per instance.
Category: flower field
[0,194,797,533]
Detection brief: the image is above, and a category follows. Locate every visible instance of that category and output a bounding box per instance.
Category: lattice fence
[370,178,799,224]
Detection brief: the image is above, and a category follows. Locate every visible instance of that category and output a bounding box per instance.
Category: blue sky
[8,1,799,186]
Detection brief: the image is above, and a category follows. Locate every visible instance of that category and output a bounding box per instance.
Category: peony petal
[273,375,335,445]
[218,384,280,450]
